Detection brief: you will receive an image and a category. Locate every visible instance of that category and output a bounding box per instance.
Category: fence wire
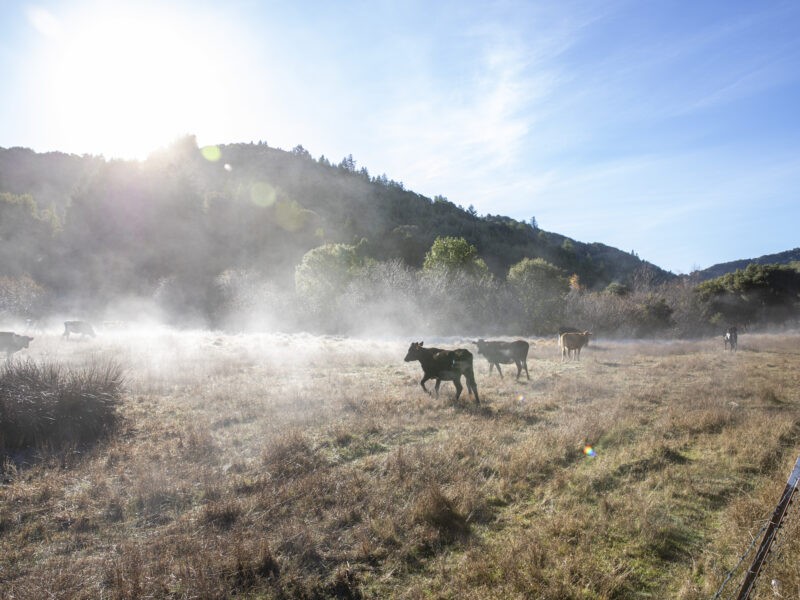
[711,520,770,600]
[712,472,799,600]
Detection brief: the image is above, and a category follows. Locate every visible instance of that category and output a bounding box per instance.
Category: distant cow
[474,339,530,380]
[560,331,593,362]
[724,326,738,352]
[0,332,33,359]
[557,327,589,346]
[63,321,96,339]
[404,341,479,404]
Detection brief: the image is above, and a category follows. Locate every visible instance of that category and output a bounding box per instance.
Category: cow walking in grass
[474,339,530,380]
[0,332,33,359]
[404,341,479,404]
[724,326,738,352]
[63,321,96,339]
[560,331,593,362]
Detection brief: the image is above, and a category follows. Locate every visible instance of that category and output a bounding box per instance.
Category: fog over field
[3,325,800,598]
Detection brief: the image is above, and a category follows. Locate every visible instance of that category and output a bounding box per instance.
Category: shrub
[0,359,124,453]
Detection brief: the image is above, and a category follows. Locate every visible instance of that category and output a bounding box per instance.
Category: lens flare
[250,182,277,207]
[223,163,232,172]
[518,395,525,403]
[584,446,596,457]
[201,145,221,162]
[275,200,309,232]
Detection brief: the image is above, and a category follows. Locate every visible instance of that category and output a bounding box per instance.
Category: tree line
[0,138,798,335]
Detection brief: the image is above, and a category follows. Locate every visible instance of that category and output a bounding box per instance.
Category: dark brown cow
[404,341,479,404]
[63,321,96,339]
[0,332,33,359]
[560,331,592,362]
[724,326,738,352]
[474,339,530,380]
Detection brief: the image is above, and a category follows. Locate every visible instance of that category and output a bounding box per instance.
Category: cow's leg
[496,363,503,378]
[452,377,462,401]
[435,379,443,399]
[514,360,522,380]
[465,368,479,404]
[420,375,432,394]
[522,360,530,380]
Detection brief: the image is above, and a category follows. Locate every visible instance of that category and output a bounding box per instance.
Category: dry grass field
[2,328,800,599]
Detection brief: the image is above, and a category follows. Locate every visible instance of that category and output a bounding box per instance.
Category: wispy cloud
[368,5,593,197]
[26,5,63,38]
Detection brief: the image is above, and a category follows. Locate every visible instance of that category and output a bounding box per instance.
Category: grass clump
[0,359,124,454]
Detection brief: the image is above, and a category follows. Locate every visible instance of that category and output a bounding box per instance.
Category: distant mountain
[692,248,800,282]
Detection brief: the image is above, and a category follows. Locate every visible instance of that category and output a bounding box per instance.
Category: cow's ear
[419,341,424,346]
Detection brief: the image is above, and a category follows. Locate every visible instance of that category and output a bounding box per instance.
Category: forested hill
[693,248,800,282]
[0,138,670,289]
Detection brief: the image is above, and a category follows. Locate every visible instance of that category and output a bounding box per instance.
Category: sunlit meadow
[2,327,800,598]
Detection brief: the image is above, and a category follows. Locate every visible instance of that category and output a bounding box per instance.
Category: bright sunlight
[28,2,244,159]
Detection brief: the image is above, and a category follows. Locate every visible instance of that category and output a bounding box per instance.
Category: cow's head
[17,335,33,348]
[404,341,424,362]
[474,339,487,354]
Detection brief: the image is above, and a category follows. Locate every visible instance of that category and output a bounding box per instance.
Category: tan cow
[560,331,592,362]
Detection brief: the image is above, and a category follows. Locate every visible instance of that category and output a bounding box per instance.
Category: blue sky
[1,0,798,274]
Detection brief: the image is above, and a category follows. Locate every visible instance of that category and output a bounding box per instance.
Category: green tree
[423,236,488,279]
[295,239,369,305]
[604,282,629,296]
[507,258,570,334]
[0,193,58,279]
[636,294,674,336]
[694,263,800,327]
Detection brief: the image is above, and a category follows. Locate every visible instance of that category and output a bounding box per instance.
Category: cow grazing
[474,339,530,380]
[560,331,593,362]
[0,332,33,359]
[404,341,479,404]
[63,321,96,339]
[724,326,738,352]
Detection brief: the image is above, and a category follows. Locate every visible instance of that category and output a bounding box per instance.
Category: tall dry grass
[1,328,799,598]
[0,358,123,453]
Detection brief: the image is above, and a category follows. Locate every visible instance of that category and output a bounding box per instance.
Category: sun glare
[35,3,238,159]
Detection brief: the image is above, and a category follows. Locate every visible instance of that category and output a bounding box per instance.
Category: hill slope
[693,248,800,281]
[0,139,673,292]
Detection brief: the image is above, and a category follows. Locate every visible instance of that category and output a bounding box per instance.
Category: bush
[0,359,124,453]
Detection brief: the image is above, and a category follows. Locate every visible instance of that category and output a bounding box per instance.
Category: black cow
[724,326,738,352]
[0,332,33,359]
[404,341,479,404]
[63,321,96,339]
[474,339,530,380]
